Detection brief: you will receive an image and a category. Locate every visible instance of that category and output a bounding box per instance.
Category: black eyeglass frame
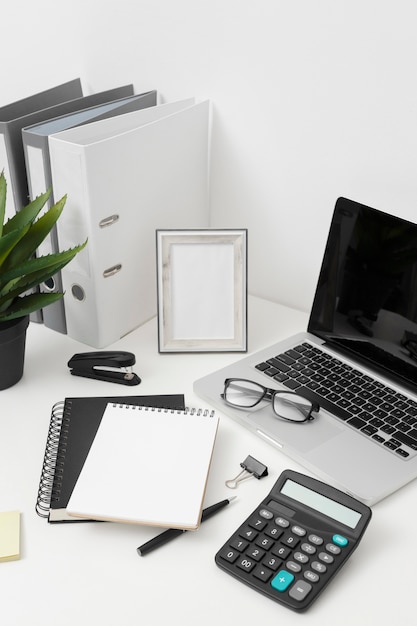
[221,377,320,423]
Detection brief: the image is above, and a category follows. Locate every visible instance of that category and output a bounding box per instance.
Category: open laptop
[194,197,417,505]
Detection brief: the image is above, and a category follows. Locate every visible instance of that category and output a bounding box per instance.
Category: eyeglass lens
[273,393,312,422]
[225,379,266,407]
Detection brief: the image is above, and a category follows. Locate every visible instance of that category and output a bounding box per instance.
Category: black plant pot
[0,315,30,390]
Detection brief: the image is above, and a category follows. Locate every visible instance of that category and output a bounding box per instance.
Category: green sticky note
[0,511,20,562]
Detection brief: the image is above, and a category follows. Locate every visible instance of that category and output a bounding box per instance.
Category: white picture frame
[156,229,248,352]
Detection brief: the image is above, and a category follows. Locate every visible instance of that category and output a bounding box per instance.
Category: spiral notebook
[36,394,185,522]
[67,403,220,530]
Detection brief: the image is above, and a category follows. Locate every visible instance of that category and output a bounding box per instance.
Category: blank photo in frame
[156,229,247,352]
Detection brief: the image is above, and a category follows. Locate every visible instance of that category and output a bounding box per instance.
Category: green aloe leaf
[0,242,87,305]
[0,291,64,322]
[2,196,66,270]
[0,224,30,267]
[0,242,86,290]
[2,188,51,236]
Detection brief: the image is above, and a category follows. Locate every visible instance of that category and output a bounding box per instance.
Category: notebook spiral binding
[111,403,216,417]
[35,400,72,518]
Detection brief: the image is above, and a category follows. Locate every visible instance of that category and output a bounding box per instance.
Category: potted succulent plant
[0,171,86,389]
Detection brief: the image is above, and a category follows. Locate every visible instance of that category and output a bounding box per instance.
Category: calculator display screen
[280,479,362,529]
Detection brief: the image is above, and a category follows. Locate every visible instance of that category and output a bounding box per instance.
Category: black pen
[137,496,237,556]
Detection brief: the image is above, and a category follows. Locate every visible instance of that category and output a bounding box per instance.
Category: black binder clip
[68,351,141,386]
[225,455,268,489]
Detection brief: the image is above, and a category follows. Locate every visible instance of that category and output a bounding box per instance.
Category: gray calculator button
[304,570,320,583]
[291,525,306,536]
[326,542,341,555]
[301,542,316,555]
[293,551,309,564]
[275,517,290,528]
[259,509,273,519]
[289,580,312,602]
[311,560,327,574]
[319,552,334,564]
[308,534,323,545]
[286,560,302,573]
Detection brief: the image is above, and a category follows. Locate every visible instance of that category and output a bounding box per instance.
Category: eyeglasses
[221,378,319,423]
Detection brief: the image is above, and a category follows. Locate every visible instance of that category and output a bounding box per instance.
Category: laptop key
[282,379,302,391]
[348,416,367,429]
[264,367,280,377]
[273,373,290,383]
[277,354,296,366]
[381,424,396,435]
[362,425,378,436]
[337,399,351,409]
[267,358,290,373]
[393,431,417,450]
[285,349,303,360]
[372,434,386,444]
[396,448,410,458]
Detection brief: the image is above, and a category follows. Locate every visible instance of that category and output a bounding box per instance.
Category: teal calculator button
[271,570,295,592]
[333,534,348,547]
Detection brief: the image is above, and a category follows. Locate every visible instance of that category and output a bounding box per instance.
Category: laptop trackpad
[250,407,343,453]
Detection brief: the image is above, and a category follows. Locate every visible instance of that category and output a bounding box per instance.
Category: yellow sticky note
[0,511,20,562]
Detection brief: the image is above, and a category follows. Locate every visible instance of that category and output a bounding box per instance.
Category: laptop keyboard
[255,342,417,460]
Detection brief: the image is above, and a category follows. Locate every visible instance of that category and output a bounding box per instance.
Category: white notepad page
[67,404,219,529]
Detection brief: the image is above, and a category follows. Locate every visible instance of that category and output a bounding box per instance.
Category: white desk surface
[0,296,414,625]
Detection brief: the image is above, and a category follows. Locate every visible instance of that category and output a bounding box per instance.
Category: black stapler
[67,351,141,386]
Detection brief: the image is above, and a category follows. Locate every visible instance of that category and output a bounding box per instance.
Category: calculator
[215,469,372,612]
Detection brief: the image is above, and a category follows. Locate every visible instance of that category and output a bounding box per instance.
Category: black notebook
[36,394,185,522]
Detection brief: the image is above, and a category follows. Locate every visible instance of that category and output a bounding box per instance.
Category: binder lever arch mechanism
[67,351,141,386]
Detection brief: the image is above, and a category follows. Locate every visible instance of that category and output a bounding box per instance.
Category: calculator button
[275,517,290,528]
[263,556,282,571]
[247,547,266,562]
[301,542,316,555]
[293,551,309,564]
[289,580,312,602]
[332,534,349,547]
[259,509,274,519]
[291,525,306,537]
[319,552,334,565]
[311,561,327,574]
[236,556,256,573]
[304,570,320,583]
[308,534,323,545]
[326,542,341,555]
[249,518,267,531]
[271,545,291,559]
[253,565,273,583]
[240,527,258,541]
[265,526,284,540]
[281,532,300,548]
[218,547,240,563]
[271,570,294,592]
[286,561,302,573]
[230,538,249,552]
[255,535,275,550]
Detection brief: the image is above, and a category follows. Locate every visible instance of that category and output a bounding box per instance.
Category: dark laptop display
[309,197,417,392]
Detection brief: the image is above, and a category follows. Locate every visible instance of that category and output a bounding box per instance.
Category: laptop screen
[308,197,417,391]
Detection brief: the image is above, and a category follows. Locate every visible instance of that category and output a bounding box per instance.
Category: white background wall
[2,0,417,313]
